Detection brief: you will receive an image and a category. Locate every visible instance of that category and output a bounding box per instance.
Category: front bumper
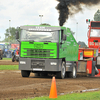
[19,58,62,72]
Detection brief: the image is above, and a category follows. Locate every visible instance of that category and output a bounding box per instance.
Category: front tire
[57,61,66,79]
[21,70,30,77]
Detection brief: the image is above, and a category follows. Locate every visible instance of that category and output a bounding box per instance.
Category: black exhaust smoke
[56,0,100,26]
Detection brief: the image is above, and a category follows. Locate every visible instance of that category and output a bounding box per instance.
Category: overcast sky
[0,0,100,45]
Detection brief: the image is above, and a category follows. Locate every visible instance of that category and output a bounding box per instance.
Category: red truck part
[88,21,100,53]
[87,21,100,76]
[11,44,19,50]
[87,60,92,74]
[78,49,99,76]
[78,48,99,76]
[78,50,83,60]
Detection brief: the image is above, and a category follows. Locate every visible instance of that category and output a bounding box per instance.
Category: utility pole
[76,22,78,41]
[9,20,11,35]
[39,15,43,24]
[8,20,11,43]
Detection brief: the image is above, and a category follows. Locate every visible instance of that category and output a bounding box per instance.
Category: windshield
[20,30,59,42]
[90,29,100,37]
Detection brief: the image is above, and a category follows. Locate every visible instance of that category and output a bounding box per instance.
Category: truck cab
[88,21,100,52]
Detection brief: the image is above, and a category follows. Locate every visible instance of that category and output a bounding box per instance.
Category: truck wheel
[34,73,40,76]
[0,51,1,59]
[1,57,2,60]
[95,66,99,75]
[16,59,19,62]
[57,61,66,79]
[91,61,95,76]
[40,73,48,77]
[68,63,77,78]
[12,56,15,62]
[21,70,30,77]
[0,56,2,60]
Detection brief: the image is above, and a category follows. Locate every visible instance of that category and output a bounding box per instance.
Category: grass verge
[21,91,100,100]
[0,65,18,70]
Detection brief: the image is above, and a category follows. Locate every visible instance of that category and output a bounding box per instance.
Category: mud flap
[88,61,98,76]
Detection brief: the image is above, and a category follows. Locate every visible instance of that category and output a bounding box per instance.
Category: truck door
[59,30,67,58]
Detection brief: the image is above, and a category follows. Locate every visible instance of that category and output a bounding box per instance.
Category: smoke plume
[56,0,100,26]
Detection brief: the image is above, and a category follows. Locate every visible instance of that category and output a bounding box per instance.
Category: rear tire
[12,56,15,62]
[1,55,3,60]
[91,61,95,76]
[40,73,48,77]
[34,73,40,76]
[21,70,30,77]
[0,56,2,60]
[68,63,77,78]
[0,51,2,60]
[16,59,19,62]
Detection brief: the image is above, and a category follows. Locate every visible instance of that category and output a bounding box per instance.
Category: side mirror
[16,31,19,39]
[63,34,67,41]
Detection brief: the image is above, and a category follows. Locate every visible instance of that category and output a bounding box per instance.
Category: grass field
[2,58,12,60]
[21,90,100,100]
[0,65,18,70]
[0,58,18,70]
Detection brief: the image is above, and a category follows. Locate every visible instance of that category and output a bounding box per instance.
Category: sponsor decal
[89,42,100,46]
[28,27,51,31]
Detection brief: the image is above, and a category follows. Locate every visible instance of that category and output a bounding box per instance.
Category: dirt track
[0,60,100,100]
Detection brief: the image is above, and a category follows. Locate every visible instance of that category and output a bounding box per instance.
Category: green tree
[94,9,100,21]
[3,27,21,43]
[78,41,87,48]
[40,23,51,26]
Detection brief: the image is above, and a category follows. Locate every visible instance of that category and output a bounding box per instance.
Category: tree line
[2,27,21,43]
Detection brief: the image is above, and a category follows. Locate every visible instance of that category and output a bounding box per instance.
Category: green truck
[16,25,79,79]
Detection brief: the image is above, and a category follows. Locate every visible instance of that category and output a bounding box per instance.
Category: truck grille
[23,48,54,57]
[31,60,45,69]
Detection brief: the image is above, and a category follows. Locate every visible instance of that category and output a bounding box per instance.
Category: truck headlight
[50,62,57,65]
[20,61,26,64]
